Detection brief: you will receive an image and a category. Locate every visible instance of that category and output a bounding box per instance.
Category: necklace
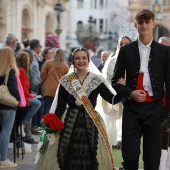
[75,71,90,85]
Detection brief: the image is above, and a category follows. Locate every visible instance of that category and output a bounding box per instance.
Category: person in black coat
[97,51,109,72]
[112,9,170,170]
[0,47,20,168]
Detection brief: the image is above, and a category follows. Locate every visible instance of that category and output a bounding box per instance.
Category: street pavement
[7,134,39,170]
[7,135,170,170]
[7,129,170,170]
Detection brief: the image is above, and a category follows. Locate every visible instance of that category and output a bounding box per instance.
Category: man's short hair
[29,39,40,50]
[5,33,17,43]
[135,9,155,22]
[23,39,30,48]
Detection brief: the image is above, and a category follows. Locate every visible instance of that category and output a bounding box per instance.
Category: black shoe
[24,137,38,145]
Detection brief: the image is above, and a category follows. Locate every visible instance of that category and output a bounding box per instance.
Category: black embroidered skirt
[57,108,99,170]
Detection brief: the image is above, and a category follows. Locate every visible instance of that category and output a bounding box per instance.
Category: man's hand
[130,90,146,102]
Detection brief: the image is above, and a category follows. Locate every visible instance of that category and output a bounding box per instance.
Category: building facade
[0,0,146,52]
[0,0,69,49]
[128,0,170,40]
[65,0,130,51]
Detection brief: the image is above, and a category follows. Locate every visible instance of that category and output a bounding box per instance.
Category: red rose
[41,113,64,131]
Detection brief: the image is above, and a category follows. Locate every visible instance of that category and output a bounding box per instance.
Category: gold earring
[74,67,76,72]
[86,64,89,71]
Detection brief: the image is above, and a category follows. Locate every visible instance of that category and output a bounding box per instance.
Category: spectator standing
[159,36,170,46]
[29,39,42,130]
[23,39,30,49]
[91,46,104,67]
[158,36,170,170]
[0,47,20,168]
[41,48,69,114]
[14,42,22,57]
[39,47,53,71]
[101,36,131,152]
[29,39,42,92]
[97,51,109,72]
[112,9,170,170]
[102,36,132,87]
[2,33,18,50]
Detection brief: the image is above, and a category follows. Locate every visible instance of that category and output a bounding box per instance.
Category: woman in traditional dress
[101,36,131,145]
[35,47,119,170]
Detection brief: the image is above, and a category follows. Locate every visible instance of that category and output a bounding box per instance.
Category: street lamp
[54,1,63,37]
[88,15,96,39]
[108,31,113,51]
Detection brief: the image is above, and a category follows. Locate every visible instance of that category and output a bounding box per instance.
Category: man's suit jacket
[112,40,170,104]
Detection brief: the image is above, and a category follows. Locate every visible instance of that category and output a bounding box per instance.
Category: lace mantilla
[60,72,102,99]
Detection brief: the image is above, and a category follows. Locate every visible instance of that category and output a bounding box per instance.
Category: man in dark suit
[112,9,170,170]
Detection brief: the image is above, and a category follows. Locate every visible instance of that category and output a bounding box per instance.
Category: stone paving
[7,135,39,170]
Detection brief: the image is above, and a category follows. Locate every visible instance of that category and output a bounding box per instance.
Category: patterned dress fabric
[36,72,114,170]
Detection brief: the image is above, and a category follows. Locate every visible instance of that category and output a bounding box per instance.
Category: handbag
[0,68,19,107]
[16,75,26,107]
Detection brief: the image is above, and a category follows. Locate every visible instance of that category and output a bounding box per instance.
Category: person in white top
[101,36,131,145]
[112,9,170,170]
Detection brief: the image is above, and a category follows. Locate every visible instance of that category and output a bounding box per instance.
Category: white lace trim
[60,72,102,106]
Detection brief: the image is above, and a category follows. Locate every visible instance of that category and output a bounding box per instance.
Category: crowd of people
[0,8,170,170]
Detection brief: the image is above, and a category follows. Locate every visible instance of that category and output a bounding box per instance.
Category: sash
[66,72,114,168]
[136,73,155,102]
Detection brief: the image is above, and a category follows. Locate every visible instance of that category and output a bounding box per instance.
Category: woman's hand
[32,93,36,98]
[117,77,126,85]
[166,128,170,133]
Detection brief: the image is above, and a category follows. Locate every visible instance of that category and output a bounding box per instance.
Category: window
[94,0,97,8]
[90,0,93,8]
[77,0,84,8]
[77,21,84,38]
[77,21,83,31]
[105,19,107,33]
[99,19,103,32]
[100,0,104,8]
[143,0,149,5]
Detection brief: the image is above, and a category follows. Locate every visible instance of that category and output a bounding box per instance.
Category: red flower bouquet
[40,113,64,134]
[37,113,64,155]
